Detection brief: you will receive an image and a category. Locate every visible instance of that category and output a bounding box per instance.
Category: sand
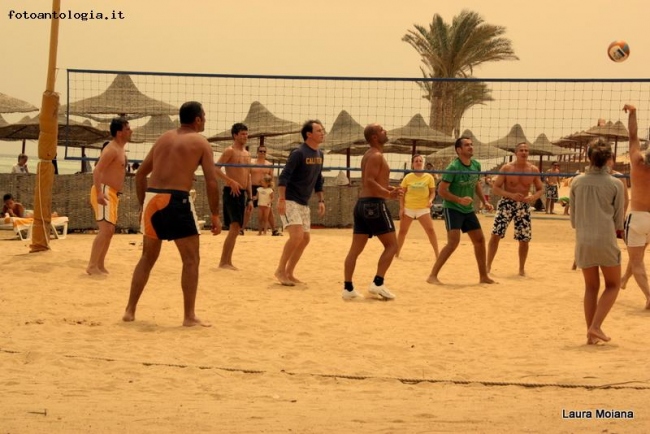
[1,212,649,433]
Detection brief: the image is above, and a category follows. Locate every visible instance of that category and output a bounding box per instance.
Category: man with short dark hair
[123,101,222,327]
[216,123,253,270]
[427,137,495,285]
[246,145,281,235]
[487,142,544,276]
[2,193,25,217]
[274,120,326,286]
[86,117,130,275]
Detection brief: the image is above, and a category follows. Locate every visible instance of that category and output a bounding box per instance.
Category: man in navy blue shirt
[274,120,326,286]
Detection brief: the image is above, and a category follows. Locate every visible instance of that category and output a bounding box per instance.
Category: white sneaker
[368,283,396,300]
[342,289,364,300]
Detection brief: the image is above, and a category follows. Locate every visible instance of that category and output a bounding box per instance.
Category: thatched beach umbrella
[428,141,512,161]
[66,74,177,119]
[0,112,110,146]
[0,114,8,127]
[0,92,38,113]
[387,114,455,155]
[530,133,575,157]
[320,110,367,153]
[427,129,512,171]
[130,114,179,143]
[487,124,532,151]
[207,101,301,146]
[489,126,573,170]
[554,131,595,162]
[586,120,629,161]
[320,110,368,180]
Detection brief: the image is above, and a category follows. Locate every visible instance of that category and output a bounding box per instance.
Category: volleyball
[607,40,630,62]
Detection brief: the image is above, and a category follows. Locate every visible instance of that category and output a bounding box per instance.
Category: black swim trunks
[223,186,246,228]
[142,188,200,240]
[353,197,395,238]
[251,184,261,208]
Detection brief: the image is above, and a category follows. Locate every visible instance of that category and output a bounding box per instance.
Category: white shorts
[625,211,650,247]
[403,208,430,219]
[280,200,311,232]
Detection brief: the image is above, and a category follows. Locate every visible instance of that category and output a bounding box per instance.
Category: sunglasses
[259,150,267,153]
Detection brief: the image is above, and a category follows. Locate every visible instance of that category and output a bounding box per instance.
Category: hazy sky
[1,0,648,109]
[1,0,648,170]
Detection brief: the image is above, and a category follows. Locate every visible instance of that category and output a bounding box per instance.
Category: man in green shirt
[427,137,495,285]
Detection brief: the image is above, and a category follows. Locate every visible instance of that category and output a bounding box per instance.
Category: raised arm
[624,104,640,161]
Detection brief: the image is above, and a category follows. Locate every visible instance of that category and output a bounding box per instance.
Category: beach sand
[1,211,649,433]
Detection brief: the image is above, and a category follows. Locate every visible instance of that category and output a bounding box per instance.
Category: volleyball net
[65,69,650,179]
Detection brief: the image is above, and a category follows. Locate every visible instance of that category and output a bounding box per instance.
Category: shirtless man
[217,123,253,270]
[246,144,280,236]
[620,104,650,309]
[487,142,544,276]
[123,101,222,327]
[544,162,561,214]
[342,124,403,300]
[86,117,130,275]
[2,193,26,218]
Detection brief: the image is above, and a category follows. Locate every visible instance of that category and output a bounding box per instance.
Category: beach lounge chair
[6,216,69,242]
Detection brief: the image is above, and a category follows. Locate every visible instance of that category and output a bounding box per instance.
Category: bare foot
[122,310,135,322]
[287,275,303,284]
[480,275,496,284]
[519,269,526,277]
[586,336,603,345]
[99,267,109,274]
[86,266,104,275]
[571,262,577,271]
[426,275,443,285]
[645,298,650,310]
[274,270,295,286]
[219,263,239,271]
[183,316,211,327]
[587,327,611,343]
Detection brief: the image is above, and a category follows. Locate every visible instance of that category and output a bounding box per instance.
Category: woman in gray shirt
[570,138,625,345]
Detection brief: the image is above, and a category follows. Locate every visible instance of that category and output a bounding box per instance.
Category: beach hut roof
[486,124,532,151]
[0,92,38,114]
[0,112,110,146]
[130,114,179,143]
[207,101,301,142]
[586,120,629,141]
[66,74,177,118]
[321,110,367,154]
[388,114,455,150]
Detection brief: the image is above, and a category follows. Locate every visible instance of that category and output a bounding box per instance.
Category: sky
[1,0,649,168]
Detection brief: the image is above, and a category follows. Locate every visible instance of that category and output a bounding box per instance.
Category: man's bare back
[145,129,211,192]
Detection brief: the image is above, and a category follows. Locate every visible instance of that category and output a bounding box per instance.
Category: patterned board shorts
[491,198,532,242]
[280,200,311,232]
[545,184,558,201]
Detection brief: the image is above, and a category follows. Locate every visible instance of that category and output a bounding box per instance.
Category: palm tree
[403,10,518,136]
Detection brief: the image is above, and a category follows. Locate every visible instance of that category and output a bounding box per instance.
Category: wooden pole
[30,0,60,252]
